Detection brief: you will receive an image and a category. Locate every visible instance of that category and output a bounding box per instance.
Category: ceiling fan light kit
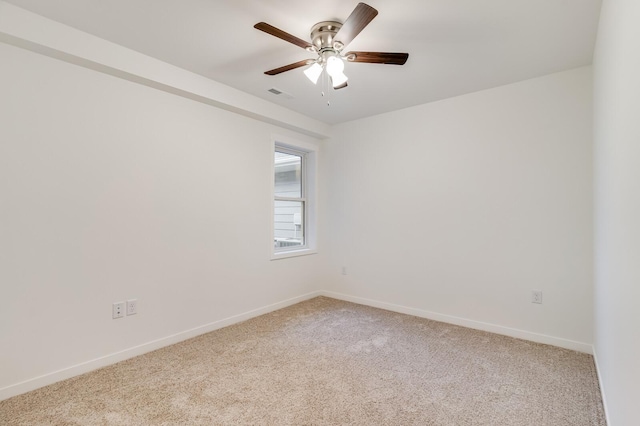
[303,62,323,84]
[254,2,408,95]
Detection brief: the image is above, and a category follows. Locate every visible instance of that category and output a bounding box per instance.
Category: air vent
[267,87,294,99]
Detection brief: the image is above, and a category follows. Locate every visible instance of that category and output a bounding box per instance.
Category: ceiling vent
[267,87,294,99]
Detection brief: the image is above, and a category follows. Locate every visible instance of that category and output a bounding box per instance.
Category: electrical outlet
[532,290,543,304]
[342,266,347,275]
[126,299,137,316]
[112,302,125,319]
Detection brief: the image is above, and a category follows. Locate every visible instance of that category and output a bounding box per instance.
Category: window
[274,149,305,249]
[272,137,317,258]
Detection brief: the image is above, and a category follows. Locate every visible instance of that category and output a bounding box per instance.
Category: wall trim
[592,346,612,425]
[1,290,597,402]
[320,291,594,354]
[0,291,321,401]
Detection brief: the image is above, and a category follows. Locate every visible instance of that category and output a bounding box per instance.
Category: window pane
[274,151,302,198]
[274,200,304,248]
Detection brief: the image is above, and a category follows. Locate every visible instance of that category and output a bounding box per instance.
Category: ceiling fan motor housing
[310,21,343,56]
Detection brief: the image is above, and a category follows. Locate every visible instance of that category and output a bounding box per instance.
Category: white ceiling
[5,0,602,125]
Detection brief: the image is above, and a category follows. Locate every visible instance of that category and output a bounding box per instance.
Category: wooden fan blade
[334,82,348,90]
[334,3,378,48]
[265,59,314,76]
[254,22,313,50]
[345,51,409,65]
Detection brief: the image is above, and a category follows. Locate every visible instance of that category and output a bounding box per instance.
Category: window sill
[271,248,317,261]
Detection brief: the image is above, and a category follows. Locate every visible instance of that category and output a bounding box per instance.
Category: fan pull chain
[325,71,331,107]
[318,69,331,107]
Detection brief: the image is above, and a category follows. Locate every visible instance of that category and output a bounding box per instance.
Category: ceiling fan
[254,2,409,90]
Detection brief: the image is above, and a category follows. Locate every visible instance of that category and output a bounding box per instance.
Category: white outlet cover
[126,299,137,316]
[532,291,543,304]
[112,302,125,319]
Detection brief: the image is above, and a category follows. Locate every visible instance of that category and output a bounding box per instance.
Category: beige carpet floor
[0,296,605,425]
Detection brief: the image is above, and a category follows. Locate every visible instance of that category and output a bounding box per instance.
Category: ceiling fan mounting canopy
[309,21,343,54]
[254,2,409,89]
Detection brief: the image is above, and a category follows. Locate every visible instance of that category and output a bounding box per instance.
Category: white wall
[323,67,594,351]
[0,42,323,398]
[593,0,640,424]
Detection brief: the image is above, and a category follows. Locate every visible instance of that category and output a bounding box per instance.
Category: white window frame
[271,135,318,260]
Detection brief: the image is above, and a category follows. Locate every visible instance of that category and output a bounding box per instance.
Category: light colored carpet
[0,296,605,425]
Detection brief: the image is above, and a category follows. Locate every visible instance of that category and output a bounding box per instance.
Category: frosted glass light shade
[331,72,348,88]
[325,55,345,77]
[303,62,323,84]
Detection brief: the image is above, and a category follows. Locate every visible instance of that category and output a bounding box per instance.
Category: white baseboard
[0,291,321,401]
[1,290,596,402]
[320,291,593,354]
[591,346,611,425]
